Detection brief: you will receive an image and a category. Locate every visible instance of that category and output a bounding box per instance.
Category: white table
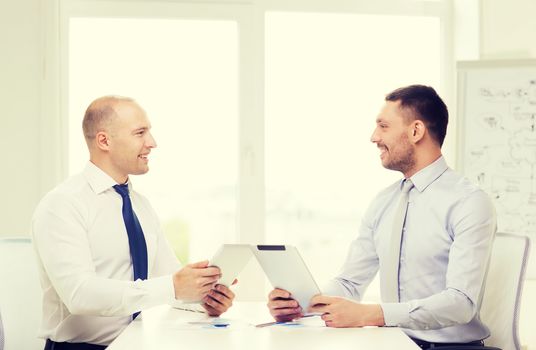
[107,302,420,350]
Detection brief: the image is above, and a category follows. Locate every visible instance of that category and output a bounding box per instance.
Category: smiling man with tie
[32,96,235,350]
[267,85,496,349]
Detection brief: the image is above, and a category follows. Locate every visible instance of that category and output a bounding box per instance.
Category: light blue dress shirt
[324,156,496,343]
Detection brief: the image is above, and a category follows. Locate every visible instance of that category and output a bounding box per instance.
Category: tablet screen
[209,244,253,287]
[253,245,321,311]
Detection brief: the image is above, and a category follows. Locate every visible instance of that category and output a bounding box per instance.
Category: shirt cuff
[381,302,411,327]
[134,274,175,306]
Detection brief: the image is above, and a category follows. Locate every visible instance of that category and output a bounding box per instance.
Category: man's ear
[411,120,426,143]
[95,131,111,151]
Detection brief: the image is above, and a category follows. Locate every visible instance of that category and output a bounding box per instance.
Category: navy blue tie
[113,184,148,319]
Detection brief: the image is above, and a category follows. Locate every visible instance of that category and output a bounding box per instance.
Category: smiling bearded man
[266,85,497,350]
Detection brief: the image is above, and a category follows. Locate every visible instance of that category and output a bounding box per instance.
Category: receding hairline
[82,95,138,142]
[383,99,416,125]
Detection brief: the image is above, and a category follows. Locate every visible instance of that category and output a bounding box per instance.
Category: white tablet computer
[209,244,253,287]
[252,245,321,311]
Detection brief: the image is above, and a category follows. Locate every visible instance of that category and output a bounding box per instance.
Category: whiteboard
[457,59,536,278]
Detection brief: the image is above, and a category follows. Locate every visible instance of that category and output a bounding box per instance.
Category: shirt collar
[407,155,449,193]
[83,161,132,195]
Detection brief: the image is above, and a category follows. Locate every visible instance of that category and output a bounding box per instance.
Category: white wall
[1,0,43,236]
[481,0,536,59]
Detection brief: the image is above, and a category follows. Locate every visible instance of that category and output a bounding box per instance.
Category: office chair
[427,232,530,350]
[0,237,44,350]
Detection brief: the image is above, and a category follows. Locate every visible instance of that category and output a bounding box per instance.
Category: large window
[61,0,450,300]
[265,11,440,298]
[68,17,238,263]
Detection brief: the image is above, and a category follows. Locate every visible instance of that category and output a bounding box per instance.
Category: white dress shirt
[324,156,497,343]
[31,162,181,346]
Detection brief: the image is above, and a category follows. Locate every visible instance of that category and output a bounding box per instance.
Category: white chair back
[480,232,530,350]
[0,308,4,350]
[0,237,43,350]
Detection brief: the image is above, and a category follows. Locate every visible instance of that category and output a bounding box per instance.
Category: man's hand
[202,280,237,316]
[267,288,303,322]
[173,260,221,301]
[308,295,385,328]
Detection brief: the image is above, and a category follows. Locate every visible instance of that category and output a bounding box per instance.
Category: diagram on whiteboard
[461,66,536,238]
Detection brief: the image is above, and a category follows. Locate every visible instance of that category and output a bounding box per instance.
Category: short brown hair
[386,85,448,146]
